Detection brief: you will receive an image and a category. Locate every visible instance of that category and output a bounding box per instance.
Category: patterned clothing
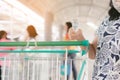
[92,17,120,80]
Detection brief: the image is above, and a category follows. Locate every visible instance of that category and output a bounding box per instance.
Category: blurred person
[69,0,120,80]
[64,22,77,80]
[23,25,39,42]
[18,25,42,58]
[24,25,49,80]
[0,30,16,80]
[19,25,40,48]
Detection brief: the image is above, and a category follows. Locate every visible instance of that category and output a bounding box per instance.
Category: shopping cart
[0,40,89,80]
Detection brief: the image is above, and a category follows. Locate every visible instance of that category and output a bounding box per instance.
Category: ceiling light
[86,22,97,30]
[4,0,44,23]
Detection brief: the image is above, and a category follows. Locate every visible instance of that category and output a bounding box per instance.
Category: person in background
[69,0,120,80]
[19,25,40,48]
[18,25,42,58]
[64,22,77,80]
[0,30,16,80]
[24,25,39,41]
[23,25,48,80]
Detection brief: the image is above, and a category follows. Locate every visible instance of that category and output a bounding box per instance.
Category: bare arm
[88,37,98,59]
[69,28,98,59]
[77,31,98,59]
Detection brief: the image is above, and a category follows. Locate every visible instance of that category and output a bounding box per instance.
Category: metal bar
[0,50,79,53]
[0,40,89,46]
[77,60,86,80]
[64,49,68,80]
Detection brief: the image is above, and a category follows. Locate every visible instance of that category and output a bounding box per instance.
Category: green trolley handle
[0,40,89,46]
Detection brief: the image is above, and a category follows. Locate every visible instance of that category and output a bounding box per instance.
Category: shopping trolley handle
[80,40,89,46]
[0,40,89,46]
[81,50,87,56]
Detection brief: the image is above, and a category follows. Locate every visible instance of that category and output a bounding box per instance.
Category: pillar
[44,11,54,41]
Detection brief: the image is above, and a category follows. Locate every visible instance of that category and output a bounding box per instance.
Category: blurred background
[0,0,110,79]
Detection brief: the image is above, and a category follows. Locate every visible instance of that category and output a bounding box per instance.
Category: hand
[68,28,85,40]
[76,29,85,40]
[68,28,77,40]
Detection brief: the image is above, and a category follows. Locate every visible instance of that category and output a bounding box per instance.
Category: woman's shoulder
[95,16,109,36]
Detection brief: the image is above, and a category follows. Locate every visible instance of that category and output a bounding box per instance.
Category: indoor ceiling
[19,0,110,27]
[0,0,110,40]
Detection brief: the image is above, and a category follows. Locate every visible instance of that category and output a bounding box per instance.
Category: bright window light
[86,22,97,30]
[2,0,45,39]
[4,0,44,23]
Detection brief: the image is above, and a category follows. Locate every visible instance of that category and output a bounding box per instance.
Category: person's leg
[72,60,77,80]
[0,66,2,80]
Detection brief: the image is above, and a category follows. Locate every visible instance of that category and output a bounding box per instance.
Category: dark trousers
[0,66,1,80]
[67,53,77,80]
